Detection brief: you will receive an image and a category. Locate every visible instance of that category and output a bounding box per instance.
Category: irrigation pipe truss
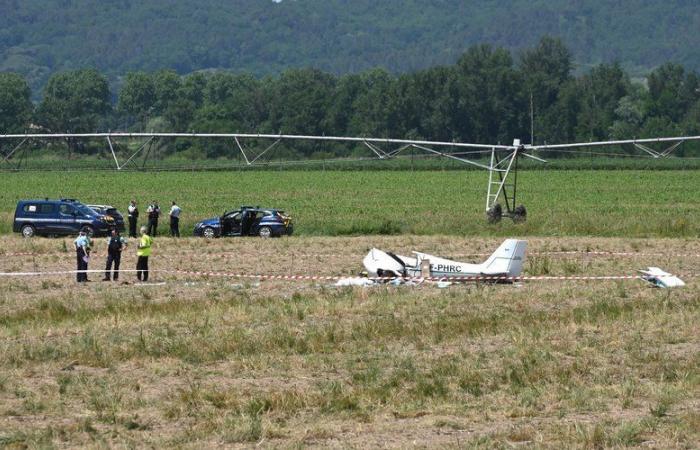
[2,132,700,170]
[2,131,699,216]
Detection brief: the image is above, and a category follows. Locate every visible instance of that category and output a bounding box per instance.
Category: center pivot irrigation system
[1,132,698,222]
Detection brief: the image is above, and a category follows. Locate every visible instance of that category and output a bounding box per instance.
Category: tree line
[2,38,700,158]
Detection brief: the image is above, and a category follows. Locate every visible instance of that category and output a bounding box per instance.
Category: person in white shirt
[169,201,181,237]
[127,200,138,237]
[74,230,91,282]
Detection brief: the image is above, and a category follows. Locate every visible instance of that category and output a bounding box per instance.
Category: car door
[222,212,242,236]
[57,204,77,234]
[34,203,60,234]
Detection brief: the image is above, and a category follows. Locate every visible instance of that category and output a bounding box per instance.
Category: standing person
[127,200,139,238]
[136,226,153,282]
[74,230,91,282]
[147,201,160,237]
[103,228,127,281]
[169,201,181,237]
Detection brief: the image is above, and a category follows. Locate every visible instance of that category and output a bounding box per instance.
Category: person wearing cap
[169,201,181,237]
[74,230,91,282]
[127,200,139,238]
[103,228,128,281]
[147,201,160,237]
[136,226,153,282]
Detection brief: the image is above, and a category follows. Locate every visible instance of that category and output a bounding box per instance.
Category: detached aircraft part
[363,239,527,281]
[638,267,685,288]
[1,132,698,223]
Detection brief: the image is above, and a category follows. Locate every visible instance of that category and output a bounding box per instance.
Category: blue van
[13,199,114,238]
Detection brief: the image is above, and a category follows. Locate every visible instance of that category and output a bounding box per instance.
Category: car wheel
[203,227,216,239]
[21,224,36,238]
[258,226,272,238]
[80,225,94,237]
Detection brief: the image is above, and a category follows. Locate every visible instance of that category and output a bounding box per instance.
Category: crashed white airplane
[363,239,527,280]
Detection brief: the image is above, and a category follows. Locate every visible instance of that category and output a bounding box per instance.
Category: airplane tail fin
[481,239,527,277]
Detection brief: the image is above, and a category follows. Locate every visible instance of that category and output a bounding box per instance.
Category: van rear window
[24,204,54,214]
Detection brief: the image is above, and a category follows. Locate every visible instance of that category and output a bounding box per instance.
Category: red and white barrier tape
[0,268,689,284]
[4,250,700,259]
[193,250,700,259]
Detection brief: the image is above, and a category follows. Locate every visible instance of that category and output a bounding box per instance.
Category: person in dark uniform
[127,200,138,238]
[241,210,251,236]
[147,201,160,237]
[103,228,127,281]
[74,230,91,282]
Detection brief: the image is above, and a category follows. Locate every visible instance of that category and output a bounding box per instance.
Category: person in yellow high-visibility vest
[136,226,153,282]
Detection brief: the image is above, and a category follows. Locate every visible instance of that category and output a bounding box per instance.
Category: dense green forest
[2,38,700,160]
[2,0,700,95]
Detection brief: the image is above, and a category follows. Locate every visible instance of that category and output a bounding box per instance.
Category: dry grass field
[0,235,698,448]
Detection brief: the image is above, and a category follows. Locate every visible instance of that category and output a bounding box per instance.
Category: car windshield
[74,203,97,216]
[106,208,118,215]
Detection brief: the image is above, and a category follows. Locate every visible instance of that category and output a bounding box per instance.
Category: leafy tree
[117,71,156,127]
[383,66,463,144]
[646,63,700,122]
[0,72,32,133]
[520,36,573,144]
[609,84,647,139]
[574,63,631,141]
[265,68,337,156]
[453,44,527,144]
[37,69,111,134]
[268,68,336,135]
[152,70,182,117]
[348,68,399,139]
[326,73,364,137]
[180,72,207,111]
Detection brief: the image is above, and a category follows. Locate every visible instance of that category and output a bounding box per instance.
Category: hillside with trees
[2,0,700,95]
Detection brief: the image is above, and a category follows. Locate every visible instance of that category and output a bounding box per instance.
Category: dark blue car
[13,199,114,238]
[87,204,126,232]
[193,206,293,238]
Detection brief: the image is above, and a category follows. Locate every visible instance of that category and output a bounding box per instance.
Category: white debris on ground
[335,277,376,287]
[334,277,430,287]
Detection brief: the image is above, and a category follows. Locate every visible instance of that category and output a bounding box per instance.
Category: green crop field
[0,170,698,237]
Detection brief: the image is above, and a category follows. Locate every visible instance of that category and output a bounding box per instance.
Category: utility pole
[530,90,535,146]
